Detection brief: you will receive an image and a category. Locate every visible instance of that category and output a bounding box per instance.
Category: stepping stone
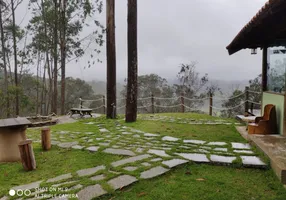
[96,138,104,141]
[47,173,72,183]
[123,166,138,171]
[150,158,163,162]
[87,139,94,143]
[142,162,151,167]
[77,184,107,200]
[12,181,42,190]
[144,133,159,137]
[232,143,251,149]
[72,145,85,150]
[99,128,109,133]
[183,140,206,144]
[136,148,144,153]
[103,148,135,156]
[85,132,94,135]
[51,141,59,145]
[148,149,170,157]
[241,156,266,167]
[210,155,236,164]
[90,174,106,181]
[99,143,110,146]
[214,148,228,152]
[140,166,169,179]
[176,153,210,163]
[112,145,121,148]
[162,136,179,142]
[108,175,138,190]
[85,122,95,124]
[52,181,78,188]
[179,146,191,149]
[59,131,69,134]
[133,134,141,138]
[207,142,227,146]
[77,165,105,177]
[58,142,78,148]
[122,132,132,135]
[234,150,254,154]
[112,154,151,167]
[68,184,83,191]
[86,146,99,152]
[162,159,188,168]
[195,149,210,153]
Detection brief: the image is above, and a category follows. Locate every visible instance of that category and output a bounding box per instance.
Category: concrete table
[0,118,31,162]
[70,108,93,117]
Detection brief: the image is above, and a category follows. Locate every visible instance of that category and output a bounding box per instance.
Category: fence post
[151,94,155,114]
[209,92,213,116]
[103,95,106,114]
[181,93,185,113]
[245,86,249,115]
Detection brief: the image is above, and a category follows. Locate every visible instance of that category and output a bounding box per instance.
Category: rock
[162,136,179,142]
[52,181,78,188]
[183,140,206,145]
[162,159,188,168]
[176,153,210,163]
[231,143,251,149]
[210,155,236,164]
[87,139,94,143]
[234,150,254,154]
[140,166,169,179]
[90,174,106,181]
[144,133,159,137]
[96,138,104,141]
[77,165,106,177]
[72,145,85,150]
[58,142,78,148]
[77,184,107,200]
[99,128,109,133]
[12,181,42,190]
[68,184,83,191]
[103,148,135,156]
[148,149,170,157]
[150,158,163,162]
[241,156,266,167]
[207,142,227,146]
[107,175,138,190]
[111,154,151,167]
[141,162,151,167]
[123,166,138,171]
[85,122,95,125]
[99,143,110,146]
[122,132,132,135]
[46,173,72,183]
[213,148,228,152]
[86,146,99,152]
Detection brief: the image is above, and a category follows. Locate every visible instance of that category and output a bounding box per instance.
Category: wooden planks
[0,118,31,128]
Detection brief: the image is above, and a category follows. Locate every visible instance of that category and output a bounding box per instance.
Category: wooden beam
[106,0,116,119]
[262,47,268,91]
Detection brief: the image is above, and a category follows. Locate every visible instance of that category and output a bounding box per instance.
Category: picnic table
[0,118,31,162]
[70,108,93,117]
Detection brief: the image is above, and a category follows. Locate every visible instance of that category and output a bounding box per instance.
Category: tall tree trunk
[0,4,10,117]
[125,0,138,122]
[52,0,59,114]
[36,53,40,115]
[11,0,19,116]
[106,0,117,119]
[60,0,67,115]
[41,61,46,116]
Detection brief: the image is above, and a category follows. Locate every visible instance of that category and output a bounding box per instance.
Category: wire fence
[77,87,262,117]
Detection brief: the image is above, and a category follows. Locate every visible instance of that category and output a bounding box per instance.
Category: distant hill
[87,80,125,96]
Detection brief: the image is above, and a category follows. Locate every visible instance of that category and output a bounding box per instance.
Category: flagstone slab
[140,166,169,179]
[52,181,79,188]
[210,155,236,164]
[72,145,85,150]
[96,138,104,141]
[99,128,109,133]
[12,181,43,190]
[142,162,151,167]
[77,165,106,177]
[77,184,107,200]
[58,142,78,148]
[176,153,210,163]
[90,174,106,181]
[148,149,170,157]
[144,133,160,137]
[162,136,179,142]
[87,139,93,143]
[123,166,138,171]
[99,143,110,146]
[162,159,188,168]
[68,184,83,191]
[183,140,206,145]
[150,158,163,162]
[111,154,151,167]
[108,175,138,190]
[122,132,132,135]
[241,156,266,167]
[232,142,251,149]
[103,148,135,156]
[207,142,227,146]
[47,173,72,183]
[214,148,228,152]
[86,146,99,152]
[85,122,95,124]
[234,150,254,154]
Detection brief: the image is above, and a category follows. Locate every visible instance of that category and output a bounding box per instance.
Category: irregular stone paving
[5,118,269,200]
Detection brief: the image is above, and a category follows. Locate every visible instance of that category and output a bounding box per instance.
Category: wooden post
[151,94,155,114]
[126,0,138,122]
[250,103,254,114]
[209,92,213,116]
[103,95,106,114]
[18,140,36,171]
[245,86,249,115]
[106,0,117,119]
[41,127,51,151]
[262,47,268,91]
[181,93,185,113]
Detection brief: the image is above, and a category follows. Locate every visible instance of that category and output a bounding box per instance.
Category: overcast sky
[18,0,268,82]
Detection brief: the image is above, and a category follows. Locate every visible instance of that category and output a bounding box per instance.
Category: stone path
[3,118,268,200]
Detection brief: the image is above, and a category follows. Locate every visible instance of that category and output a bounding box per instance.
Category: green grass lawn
[0,113,285,200]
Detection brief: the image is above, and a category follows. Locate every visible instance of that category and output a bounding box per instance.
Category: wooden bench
[70,108,93,117]
[248,104,278,135]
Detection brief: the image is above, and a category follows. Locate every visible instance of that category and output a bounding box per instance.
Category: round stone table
[0,118,31,162]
